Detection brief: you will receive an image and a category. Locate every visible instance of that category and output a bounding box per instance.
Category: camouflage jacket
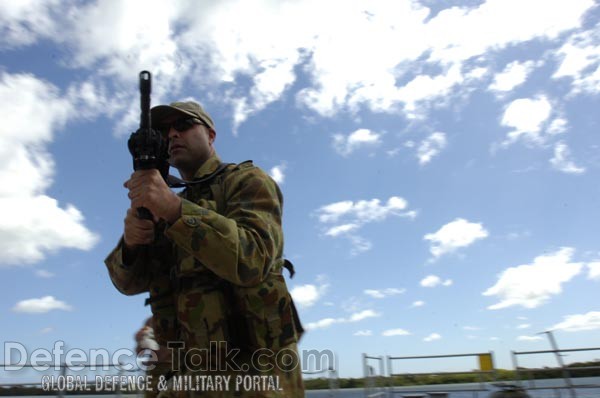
[104,154,302,349]
[105,154,284,289]
[105,154,304,396]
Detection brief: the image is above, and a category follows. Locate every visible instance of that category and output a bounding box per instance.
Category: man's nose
[167,127,180,139]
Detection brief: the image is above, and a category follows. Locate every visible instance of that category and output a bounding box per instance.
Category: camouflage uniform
[105,155,304,397]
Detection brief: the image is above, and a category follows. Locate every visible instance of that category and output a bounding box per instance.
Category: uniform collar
[192,154,222,180]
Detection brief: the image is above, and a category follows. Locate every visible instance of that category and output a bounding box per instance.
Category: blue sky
[1,0,600,380]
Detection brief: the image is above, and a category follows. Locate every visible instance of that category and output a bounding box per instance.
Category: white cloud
[66,1,183,84]
[489,60,537,93]
[290,278,329,309]
[333,129,382,156]
[306,309,380,331]
[463,326,481,331]
[364,288,406,299]
[518,335,543,342]
[420,275,453,288]
[40,327,54,334]
[483,247,583,310]
[3,0,592,133]
[424,218,488,258]
[0,0,62,48]
[417,132,447,165]
[306,318,340,330]
[517,324,531,330]
[424,333,442,342]
[547,118,568,136]
[421,275,438,287]
[412,301,425,308]
[354,330,373,337]
[318,197,410,224]
[501,96,553,145]
[316,196,415,255]
[13,296,72,314]
[0,73,99,266]
[325,223,359,237]
[382,328,411,337]
[35,270,55,279]
[588,262,600,280]
[269,163,286,184]
[551,311,600,332]
[550,142,586,174]
[553,27,600,95]
[349,310,379,322]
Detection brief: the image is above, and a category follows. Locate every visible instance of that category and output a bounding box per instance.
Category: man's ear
[209,129,216,145]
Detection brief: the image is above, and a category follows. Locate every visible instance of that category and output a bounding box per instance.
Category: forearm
[104,237,152,295]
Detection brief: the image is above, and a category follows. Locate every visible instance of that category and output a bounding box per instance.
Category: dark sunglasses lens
[172,118,195,132]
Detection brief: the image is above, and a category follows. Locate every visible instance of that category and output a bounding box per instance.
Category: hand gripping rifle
[127,71,169,220]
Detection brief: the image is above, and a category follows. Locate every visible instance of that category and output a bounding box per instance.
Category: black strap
[283,259,296,278]
[290,297,305,340]
[166,162,233,188]
[144,291,172,306]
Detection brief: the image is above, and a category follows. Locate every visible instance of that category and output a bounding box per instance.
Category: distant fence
[512,345,600,398]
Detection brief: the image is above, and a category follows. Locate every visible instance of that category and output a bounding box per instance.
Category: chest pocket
[175,184,218,276]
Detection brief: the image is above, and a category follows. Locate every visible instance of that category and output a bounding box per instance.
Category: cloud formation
[501,96,553,145]
[551,311,600,332]
[316,196,416,255]
[483,247,583,310]
[518,335,543,342]
[424,218,488,259]
[417,132,447,165]
[423,333,442,342]
[420,275,453,288]
[0,73,99,266]
[1,0,593,133]
[364,288,406,299]
[550,142,586,174]
[290,276,329,309]
[13,296,73,314]
[382,328,411,337]
[269,163,286,184]
[306,309,380,331]
[333,129,382,156]
[489,60,538,93]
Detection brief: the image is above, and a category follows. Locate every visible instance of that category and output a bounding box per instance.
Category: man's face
[164,115,215,176]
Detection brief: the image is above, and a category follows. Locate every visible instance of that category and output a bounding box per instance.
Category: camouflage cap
[151,101,216,132]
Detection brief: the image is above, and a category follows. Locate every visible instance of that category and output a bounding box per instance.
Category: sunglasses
[161,117,205,133]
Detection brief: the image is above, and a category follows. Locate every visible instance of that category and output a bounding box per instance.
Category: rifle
[127,71,169,220]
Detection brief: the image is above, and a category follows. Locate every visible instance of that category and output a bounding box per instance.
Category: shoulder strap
[208,160,253,215]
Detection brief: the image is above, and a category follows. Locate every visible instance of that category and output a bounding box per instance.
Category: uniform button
[183,217,198,227]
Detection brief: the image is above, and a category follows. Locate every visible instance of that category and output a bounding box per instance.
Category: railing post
[545,331,576,398]
[58,363,66,398]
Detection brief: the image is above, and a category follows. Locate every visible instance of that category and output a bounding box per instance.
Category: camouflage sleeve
[164,166,284,287]
[104,237,152,295]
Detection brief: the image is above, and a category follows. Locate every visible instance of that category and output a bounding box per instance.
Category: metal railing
[0,362,143,397]
[512,333,600,398]
[362,353,388,398]
[385,352,496,398]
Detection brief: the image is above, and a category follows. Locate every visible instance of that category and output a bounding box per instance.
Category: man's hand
[124,169,182,224]
[123,207,155,247]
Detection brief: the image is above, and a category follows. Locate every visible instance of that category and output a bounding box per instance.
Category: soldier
[135,317,171,398]
[105,101,304,397]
